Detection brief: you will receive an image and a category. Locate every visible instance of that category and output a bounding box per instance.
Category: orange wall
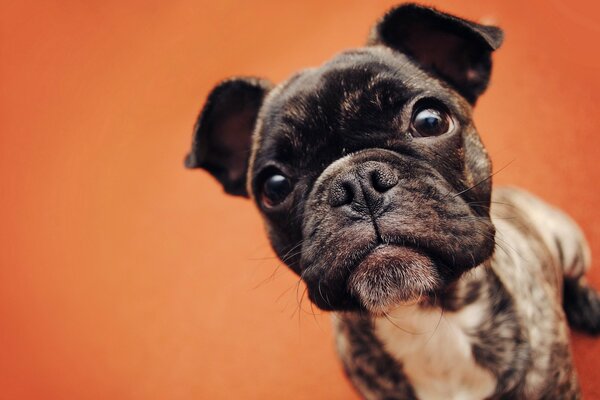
[1,1,599,399]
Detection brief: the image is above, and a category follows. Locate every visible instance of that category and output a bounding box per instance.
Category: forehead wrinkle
[253,45,467,174]
[263,69,412,167]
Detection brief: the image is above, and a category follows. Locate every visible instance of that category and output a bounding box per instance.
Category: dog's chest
[374,303,496,400]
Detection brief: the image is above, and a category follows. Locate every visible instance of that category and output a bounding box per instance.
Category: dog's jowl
[185,4,600,399]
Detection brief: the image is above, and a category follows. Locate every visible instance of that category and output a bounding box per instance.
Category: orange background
[1,1,600,399]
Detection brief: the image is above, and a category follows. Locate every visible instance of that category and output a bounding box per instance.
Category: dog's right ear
[185,77,272,197]
[369,4,503,104]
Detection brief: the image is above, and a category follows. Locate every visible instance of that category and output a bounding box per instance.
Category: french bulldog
[185,4,600,399]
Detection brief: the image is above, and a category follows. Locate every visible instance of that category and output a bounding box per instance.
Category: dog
[185,4,600,399]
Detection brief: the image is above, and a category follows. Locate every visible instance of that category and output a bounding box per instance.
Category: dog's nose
[328,162,398,210]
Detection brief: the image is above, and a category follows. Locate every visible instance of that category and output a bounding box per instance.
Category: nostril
[329,180,354,207]
[370,169,398,192]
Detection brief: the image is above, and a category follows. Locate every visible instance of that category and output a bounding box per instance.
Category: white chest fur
[374,303,496,400]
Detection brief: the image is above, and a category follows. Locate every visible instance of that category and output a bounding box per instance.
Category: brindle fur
[335,188,588,399]
[185,4,600,399]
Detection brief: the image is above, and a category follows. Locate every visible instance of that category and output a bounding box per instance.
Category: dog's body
[336,187,589,399]
[186,4,600,399]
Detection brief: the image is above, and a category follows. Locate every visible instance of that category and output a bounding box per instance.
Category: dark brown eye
[262,173,292,207]
[411,107,452,137]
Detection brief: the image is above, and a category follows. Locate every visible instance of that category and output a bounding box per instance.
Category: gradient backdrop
[2,0,600,399]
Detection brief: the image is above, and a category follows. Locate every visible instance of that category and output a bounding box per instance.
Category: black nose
[328,161,398,210]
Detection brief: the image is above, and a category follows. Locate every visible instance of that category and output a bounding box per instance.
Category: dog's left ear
[369,3,503,104]
[185,77,272,197]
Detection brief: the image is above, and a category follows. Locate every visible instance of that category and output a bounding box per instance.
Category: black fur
[369,3,503,103]
[185,77,272,196]
[564,278,600,334]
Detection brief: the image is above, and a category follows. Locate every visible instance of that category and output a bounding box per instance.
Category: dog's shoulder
[491,186,590,279]
[487,187,582,397]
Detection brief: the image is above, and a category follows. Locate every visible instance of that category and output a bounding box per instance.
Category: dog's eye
[411,107,452,137]
[261,173,293,207]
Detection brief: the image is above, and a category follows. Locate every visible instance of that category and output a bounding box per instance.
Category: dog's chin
[348,245,442,315]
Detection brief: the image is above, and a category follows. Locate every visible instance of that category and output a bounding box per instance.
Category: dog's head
[186,4,503,313]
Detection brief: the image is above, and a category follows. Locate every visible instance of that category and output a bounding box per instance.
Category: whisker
[424,293,445,346]
[451,159,516,199]
[382,311,423,335]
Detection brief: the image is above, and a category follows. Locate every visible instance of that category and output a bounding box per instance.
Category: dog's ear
[369,3,503,104]
[185,77,272,197]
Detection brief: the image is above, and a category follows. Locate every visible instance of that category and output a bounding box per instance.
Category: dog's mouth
[299,210,495,313]
[301,240,447,313]
[347,244,442,313]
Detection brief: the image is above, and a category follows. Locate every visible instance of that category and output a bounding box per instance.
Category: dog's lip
[350,243,432,271]
[299,241,447,312]
[300,240,439,276]
[361,241,436,261]
[346,244,440,312]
